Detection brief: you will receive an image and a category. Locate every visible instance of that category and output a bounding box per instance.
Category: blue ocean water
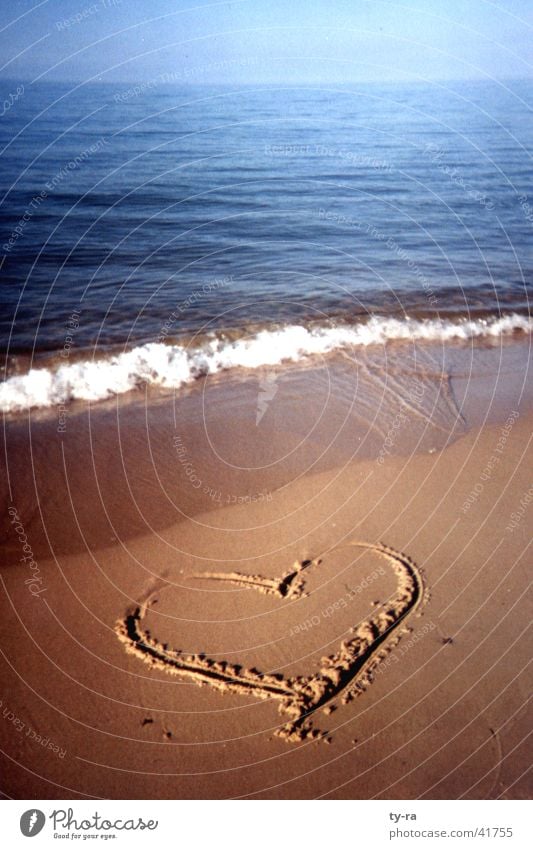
[0,78,531,361]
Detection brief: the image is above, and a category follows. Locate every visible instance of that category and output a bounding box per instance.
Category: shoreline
[0,316,530,415]
[0,337,531,798]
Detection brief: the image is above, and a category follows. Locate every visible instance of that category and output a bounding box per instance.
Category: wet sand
[0,339,531,798]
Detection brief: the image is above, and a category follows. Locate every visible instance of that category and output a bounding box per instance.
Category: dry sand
[0,339,531,799]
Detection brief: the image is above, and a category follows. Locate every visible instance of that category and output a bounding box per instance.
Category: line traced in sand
[115,542,426,742]
[192,557,317,599]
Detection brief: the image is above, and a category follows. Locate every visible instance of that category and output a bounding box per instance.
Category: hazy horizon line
[2,75,532,87]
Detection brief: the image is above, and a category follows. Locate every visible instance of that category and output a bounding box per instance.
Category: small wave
[1,313,530,413]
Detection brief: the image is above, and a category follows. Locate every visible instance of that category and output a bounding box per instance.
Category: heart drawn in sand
[115,542,426,742]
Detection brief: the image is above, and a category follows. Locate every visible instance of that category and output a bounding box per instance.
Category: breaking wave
[1,313,530,413]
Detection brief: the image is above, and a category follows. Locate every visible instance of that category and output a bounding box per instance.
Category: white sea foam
[1,314,530,413]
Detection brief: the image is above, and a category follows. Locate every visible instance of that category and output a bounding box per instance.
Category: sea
[0,79,531,412]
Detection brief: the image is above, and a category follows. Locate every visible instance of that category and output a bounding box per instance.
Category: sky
[0,0,532,84]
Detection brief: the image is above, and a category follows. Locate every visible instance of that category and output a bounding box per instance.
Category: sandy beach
[0,337,531,799]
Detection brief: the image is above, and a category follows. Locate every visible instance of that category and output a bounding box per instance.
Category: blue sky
[1,0,532,84]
